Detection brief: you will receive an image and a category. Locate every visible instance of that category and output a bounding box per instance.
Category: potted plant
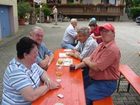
[42,4,51,23]
[18,1,31,25]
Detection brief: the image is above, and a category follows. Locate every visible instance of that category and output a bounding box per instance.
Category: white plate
[64,49,72,52]
[59,53,67,57]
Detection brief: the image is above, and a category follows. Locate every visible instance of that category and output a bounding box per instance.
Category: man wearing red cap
[74,23,121,105]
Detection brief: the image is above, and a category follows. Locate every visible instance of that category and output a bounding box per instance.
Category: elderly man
[61,18,78,49]
[30,26,54,69]
[75,23,121,105]
[67,27,98,60]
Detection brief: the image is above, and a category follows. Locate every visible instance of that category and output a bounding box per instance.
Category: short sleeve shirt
[36,42,53,63]
[1,58,44,105]
[90,26,102,44]
[62,24,77,44]
[89,40,121,80]
[74,36,98,59]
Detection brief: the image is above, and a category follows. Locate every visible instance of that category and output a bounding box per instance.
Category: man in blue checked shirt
[30,26,54,69]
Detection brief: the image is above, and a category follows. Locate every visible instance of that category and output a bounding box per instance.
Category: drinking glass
[55,65,63,79]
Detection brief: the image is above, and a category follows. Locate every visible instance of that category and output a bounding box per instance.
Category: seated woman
[89,17,102,44]
[1,37,60,105]
[67,27,98,60]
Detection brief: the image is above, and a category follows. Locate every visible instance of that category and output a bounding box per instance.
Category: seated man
[30,26,54,69]
[67,27,98,60]
[89,17,102,44]
[61,18,78,49]
[74,23,121,105]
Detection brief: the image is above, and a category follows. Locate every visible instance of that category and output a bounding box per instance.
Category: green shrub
[42,4,51,18]
[130,7,140,19]
[18,2,31,19]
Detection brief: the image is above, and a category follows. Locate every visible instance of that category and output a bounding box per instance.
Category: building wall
[0,0,18,38]
[93,0,101,5]
[61,0,124,5]
[61,0,67,4]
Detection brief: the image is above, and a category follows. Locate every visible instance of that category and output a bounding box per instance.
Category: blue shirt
[74,36,98,59]
[1,58,44,105]
[36,42,53,63]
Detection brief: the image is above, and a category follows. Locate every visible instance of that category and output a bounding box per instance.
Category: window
[68,0,74,3]
[101,0,116,5]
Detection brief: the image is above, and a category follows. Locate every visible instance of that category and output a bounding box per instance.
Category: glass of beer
[55,65,63,79]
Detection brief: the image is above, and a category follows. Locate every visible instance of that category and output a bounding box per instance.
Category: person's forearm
[41,72,51,84]
[48,54,54,65]
[22,85,49,102]
[75,62,86,69]
[94,35,102,39]
[83,60,99,71]
[34,85,49,97]
[39,59,49,69]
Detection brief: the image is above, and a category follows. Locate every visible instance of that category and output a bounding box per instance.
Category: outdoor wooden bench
[92,96,114,105]
[117,64,140,94]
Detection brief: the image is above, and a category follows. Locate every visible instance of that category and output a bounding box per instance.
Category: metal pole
[39,4,42,23]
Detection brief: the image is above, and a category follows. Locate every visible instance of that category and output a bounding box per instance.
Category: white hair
[30,26,43,36]
[70,18,77,24]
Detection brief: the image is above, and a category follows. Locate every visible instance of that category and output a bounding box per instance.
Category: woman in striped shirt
[1,37,60,105]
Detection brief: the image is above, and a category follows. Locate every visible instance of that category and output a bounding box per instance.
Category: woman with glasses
[1,37,60,105]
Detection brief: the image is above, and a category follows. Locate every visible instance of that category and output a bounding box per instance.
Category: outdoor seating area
[1,0,140,105]
[0,21,140,105]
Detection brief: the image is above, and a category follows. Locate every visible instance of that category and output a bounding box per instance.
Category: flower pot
[18,18,25,25]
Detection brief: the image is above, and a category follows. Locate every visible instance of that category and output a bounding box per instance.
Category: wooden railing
[49,4,125,21]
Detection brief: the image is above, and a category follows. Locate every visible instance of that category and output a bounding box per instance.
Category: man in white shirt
[61,18,78,49]
[52,5,58,25]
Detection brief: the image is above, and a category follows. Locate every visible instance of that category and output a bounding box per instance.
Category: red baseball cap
[99,23,115,33]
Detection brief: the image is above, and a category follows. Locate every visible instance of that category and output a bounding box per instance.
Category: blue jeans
[85,79,117,105]
[61,42,75,49]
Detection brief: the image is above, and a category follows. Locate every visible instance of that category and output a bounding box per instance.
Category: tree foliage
[18,1,32,18]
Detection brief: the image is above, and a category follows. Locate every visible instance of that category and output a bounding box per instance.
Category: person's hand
[44,80,60,90]
[74,51,80,56]
[49,81,61,90]
[74,64,79,70]
[82,57,90,65]
[66,52,74,56]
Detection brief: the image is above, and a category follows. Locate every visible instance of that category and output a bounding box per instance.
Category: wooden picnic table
[32,49,86,105]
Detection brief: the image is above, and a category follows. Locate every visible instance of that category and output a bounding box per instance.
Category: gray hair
[77,27,90,36]
[30,26,43,36]
[70,18,77,24]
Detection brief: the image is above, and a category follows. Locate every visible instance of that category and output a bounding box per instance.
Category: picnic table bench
[117,64,140,94]
[93,96,114,105]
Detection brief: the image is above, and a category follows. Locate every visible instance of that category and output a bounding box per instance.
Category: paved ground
[0,21,140,105]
